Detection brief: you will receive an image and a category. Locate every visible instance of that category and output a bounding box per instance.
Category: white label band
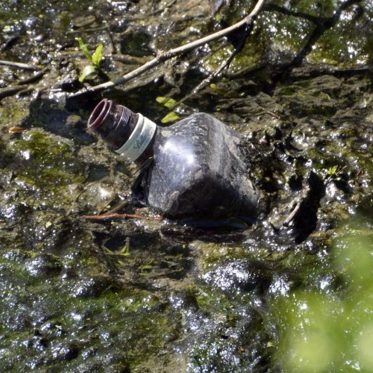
[115,113,157,162]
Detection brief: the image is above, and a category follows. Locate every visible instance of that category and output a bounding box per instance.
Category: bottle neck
[87,99,157,167]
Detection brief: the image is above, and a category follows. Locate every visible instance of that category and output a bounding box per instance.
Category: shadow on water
[24,97,95,144]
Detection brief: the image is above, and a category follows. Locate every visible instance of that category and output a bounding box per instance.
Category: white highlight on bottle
[115,113,157,162]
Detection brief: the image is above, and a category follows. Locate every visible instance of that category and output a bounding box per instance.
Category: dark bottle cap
[87,99,157,164]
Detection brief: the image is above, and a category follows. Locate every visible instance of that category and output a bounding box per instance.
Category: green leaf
[156,96,177,109]
[209,83,226,95]
[79,65,96,82]
[91,43,104,67]
[117,244,130,257]
[161,112,180,124]
[76,37,92,62]
[326,165,338,176]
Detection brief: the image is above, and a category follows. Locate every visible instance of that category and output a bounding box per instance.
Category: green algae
[0,237,180,372]
[10,129,84,187]
[0,98,29,127]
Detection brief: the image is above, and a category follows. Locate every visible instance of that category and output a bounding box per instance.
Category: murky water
[0,0,372,372]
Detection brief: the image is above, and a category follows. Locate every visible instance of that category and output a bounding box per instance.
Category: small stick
[172,36,244,109]
[0,86,24,100]
[18,67,48,85]
[8,127,26,134]
[68,0,265,98]
[81,212,162,221]
[0,59,41,71]
[0,67,48,101]
[256,104,281,119]
[150,0,177,15]
[283,201,302,226]
[168,13,255,111]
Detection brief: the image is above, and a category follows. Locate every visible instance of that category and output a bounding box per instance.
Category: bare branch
[68,0,266,98]
[0,60,41,71]
[171,20,254,110]
[81,212,161,221]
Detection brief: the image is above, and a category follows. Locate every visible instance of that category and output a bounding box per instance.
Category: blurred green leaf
[76,37,92,62]
[334,233,373,285]
[272,225,373,373]
[156,96,177,109]
[79,65,96,82]
[161,112,180,124]
[357,323,373,369]
[92,43,104,67]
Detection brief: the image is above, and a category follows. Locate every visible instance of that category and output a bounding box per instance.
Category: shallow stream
[0,1,372,372]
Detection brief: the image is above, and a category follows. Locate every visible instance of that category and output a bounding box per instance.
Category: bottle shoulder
[155,113,238,145]
[148,113,244,190]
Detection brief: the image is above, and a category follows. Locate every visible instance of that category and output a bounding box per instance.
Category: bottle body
[133,113,258,220]
[88,99,258,222]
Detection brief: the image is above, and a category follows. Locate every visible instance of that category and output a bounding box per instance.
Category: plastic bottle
[87,99,258,223]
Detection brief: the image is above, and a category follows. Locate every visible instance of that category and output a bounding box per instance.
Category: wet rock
[77,181,117,212]
[39,321,66,338]
[202,260,271,293]
[51,341,80,361]
[69,275,113,298]
[279,172,325,243]
[59,73,82,92]
[120,28,154,57]
[26,98,95,144]
[25,254,63,277]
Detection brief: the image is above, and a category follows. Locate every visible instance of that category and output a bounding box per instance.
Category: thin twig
[0,86,23,99]
[8,126,26,134]
[283,200,302,226]
[0,86,30,100]
[150,0,177,15]
[172,40,246,109]
[81,212,162,221]
[173,45,239,109]
[18,67,49,85]
[263,3,327,25]
[68,0,266,98]
[67,26,108,34]
[0,68,48,100]
[256,105,281,119]
[172,16,255,109]
[0,59,41,71]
